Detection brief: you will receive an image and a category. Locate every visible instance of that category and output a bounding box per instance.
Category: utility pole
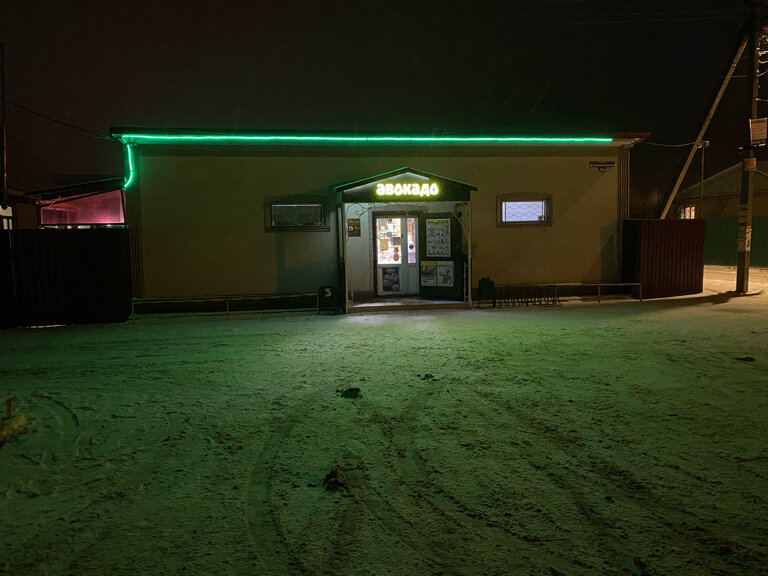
[699,140,710,218]
[659,35,747,219]
[1,43,7,210]
[736,1,766,293]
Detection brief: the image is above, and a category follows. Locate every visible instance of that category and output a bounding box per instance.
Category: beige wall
[469,157,620,284]
[344,203,373,296]
[130,148,622,298]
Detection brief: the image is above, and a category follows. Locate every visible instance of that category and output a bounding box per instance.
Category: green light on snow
[123,144,135,189]
[117,134,613,144]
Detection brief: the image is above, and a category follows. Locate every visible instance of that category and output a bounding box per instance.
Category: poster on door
[437,261,454,287]
[426,218,451,258]
[382,267,401,292]
[420,260,436,286]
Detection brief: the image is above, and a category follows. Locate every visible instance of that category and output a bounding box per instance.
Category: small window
[39,190,125,227]
[497,193,552,227]
[680,205,696,220]
[501,201,547,222]
[0,205,12,230]
[269,202,325,230]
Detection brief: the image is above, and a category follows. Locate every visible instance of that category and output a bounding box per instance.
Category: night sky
[0,0,755,211]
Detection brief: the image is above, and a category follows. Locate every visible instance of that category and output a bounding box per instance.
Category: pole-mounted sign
[749,117,767,146]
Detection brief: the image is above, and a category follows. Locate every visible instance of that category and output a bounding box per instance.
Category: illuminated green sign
[376,182,439,197]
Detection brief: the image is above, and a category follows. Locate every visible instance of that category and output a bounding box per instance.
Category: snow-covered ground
[2,267,767,576]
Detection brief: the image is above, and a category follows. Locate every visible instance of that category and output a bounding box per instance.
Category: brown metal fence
[0,229,132,329]
[622,219,705,299]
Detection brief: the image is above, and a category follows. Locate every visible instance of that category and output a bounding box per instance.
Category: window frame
[37,190,126,227]
[496,192,553,228]
[0,204,13,230]
[266,199,330,232]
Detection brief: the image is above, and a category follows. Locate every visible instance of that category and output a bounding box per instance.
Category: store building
[112,129,644,312]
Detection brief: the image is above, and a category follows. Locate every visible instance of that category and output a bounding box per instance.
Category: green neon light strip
[118,134,612,144]
[119,134,614,187]
[123,144,135,189]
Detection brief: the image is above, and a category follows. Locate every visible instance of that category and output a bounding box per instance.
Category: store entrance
[335,166,476,312]
[374,215,418,296]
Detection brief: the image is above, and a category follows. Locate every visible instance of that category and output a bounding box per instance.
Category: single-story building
[112,128,645,312]
[674,161,768,219]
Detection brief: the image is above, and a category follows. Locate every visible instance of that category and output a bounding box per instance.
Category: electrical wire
[486,8,751,25]
[637,141,698,148]
[0,96,117,142]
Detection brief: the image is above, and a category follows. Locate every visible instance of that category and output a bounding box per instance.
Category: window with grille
[497,193,552,227]
[501,201,547,222]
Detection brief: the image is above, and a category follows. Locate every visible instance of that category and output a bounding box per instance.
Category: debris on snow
[0,415,28,446]
[5,395,17,418]
[322,465,349,492]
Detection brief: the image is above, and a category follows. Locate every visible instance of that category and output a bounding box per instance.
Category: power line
[529,14,748,25]
[638,141,699,148]
[0,97,116,141]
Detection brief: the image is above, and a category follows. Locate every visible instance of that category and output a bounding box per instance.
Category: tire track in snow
[22,392,83,470]
[320,452,366,575]
[459,387,643,568]
[243,396,392,575]
[459,386,768,573]
[243,401,309,576]
[245,391,454,575]
[370,379,530,574]
[374,380,637,572]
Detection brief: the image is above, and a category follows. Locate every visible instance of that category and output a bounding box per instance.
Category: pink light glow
[40,190,124,225]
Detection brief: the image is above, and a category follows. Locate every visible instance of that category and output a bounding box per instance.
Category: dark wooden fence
[0,229,132,329]
[622,219,705,299]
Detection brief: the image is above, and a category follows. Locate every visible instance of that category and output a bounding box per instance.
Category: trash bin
[478,277,495,308]
[317,286,337,314]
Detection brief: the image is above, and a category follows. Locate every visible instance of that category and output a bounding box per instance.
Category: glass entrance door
[375,216,418,296]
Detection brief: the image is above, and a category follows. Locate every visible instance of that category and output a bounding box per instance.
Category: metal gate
[622,219,705,299]
[0,229,132,329]
[703,216,768,267]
